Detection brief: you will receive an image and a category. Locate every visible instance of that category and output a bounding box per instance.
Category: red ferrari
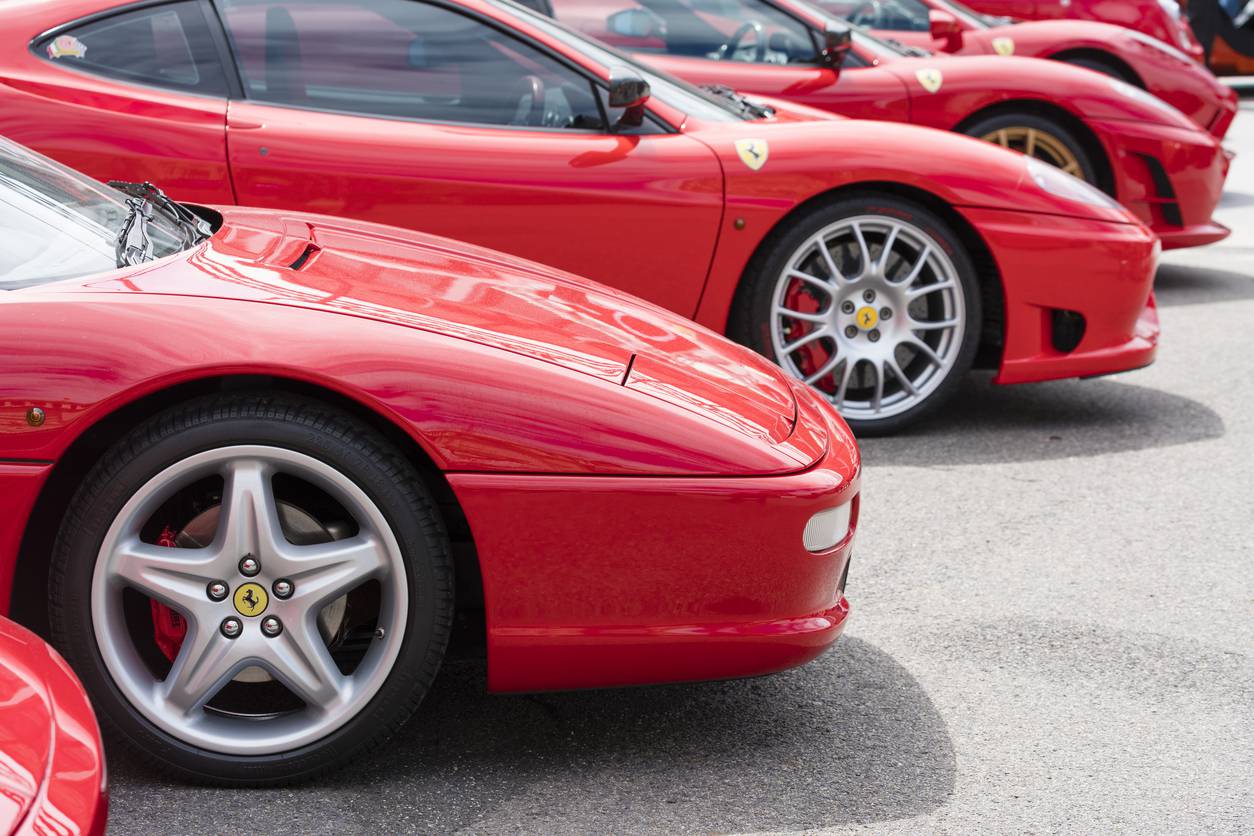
[1,136,861,783]
[0,616,107,835]
[548,0,1231,249]
[824,0,1238,137]
[2,0,1159,433]
[960,0,1208,60]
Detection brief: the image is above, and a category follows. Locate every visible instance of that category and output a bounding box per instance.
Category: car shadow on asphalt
[1155,260,1254,307]
[859,373,1224,467]
[106,636,955,835]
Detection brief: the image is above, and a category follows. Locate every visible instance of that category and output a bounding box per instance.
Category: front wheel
[49,394,454,785]
[732,194,981,436]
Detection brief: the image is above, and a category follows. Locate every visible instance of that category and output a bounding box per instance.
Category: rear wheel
[49,394,454,785]
[964,111,1097,184]
[732,194,981,436]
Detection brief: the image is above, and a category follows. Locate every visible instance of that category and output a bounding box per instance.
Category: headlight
[1026,158,1122,210]
[803,503,852,552]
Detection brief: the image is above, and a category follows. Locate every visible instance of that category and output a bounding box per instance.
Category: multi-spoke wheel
[733,194,980,434]
[49,395,453,785]
[964,112,1098,184]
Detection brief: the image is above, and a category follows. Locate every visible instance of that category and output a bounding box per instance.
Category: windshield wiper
[701,85,776,119]
[883,37,931,57]
[108,180,211,268]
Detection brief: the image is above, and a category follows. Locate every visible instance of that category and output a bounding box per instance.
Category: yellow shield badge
[915,68,943,94]
[735,138,769,171]
[992,37,1015,56]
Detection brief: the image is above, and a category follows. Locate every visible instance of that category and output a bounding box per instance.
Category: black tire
[1057,54,1138,85]
[730,192,982,436]
[48,393,454,786]
[962,111,1099,185]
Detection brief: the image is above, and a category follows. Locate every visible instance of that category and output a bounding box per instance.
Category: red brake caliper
[150,525,188,662]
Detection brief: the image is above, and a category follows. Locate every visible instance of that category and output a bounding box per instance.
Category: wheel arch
[953,98,1117,196]
[12,374,486,652]
[730,180,1007,369]
[1047,48,1145,87]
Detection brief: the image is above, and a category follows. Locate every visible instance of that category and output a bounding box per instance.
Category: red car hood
[72,207,810,452]
[0,618,106,836]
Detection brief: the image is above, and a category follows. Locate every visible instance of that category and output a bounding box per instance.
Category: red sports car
[960,0,1207,60]
[548,0,1230,249]
[0,616,107,835]
[0,136,861,783]
[1,0,1159,433]
[824,0,1238,136]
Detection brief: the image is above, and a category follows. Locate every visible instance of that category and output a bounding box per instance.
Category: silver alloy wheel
[90,445,408,755]
[770,215,966,421]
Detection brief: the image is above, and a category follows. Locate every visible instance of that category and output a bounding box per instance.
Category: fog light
[803,504,852,552]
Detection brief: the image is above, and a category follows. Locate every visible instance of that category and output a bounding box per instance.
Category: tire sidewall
[50,399,449,784]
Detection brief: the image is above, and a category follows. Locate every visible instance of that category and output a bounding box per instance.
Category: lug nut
[261,616,283,637]
[272,579,293,599]
[840,300,855,314]
[206,581,229,602]
[844,325,858,338]
[239,555,260,577]
[868,330,881,343]
[862,289,876,302]
[880,307,893,321]
[220,617,242,639]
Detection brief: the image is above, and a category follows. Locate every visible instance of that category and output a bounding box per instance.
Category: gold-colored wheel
[980,126,1087,181]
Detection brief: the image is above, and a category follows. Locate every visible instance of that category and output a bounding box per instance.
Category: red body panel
[0,616,107,836]
[855,2,1237,137]
[0,206,859,689]
[963,0,1207,60]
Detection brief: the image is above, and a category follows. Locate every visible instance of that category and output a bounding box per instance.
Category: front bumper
[1093,118,1230,250]
[449,385,858,693]
[959,207,1159,385]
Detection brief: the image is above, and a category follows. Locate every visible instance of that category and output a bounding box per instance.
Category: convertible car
[960,0,1207,60]
[1,137,861,783]
[824,0,1237,136]
[0,615,107,835]
[548,0,1231,249]
[0,0,1160,432]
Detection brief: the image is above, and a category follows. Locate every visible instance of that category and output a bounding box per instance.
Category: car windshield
[0,137,187,289]
[489,0,752,122]
[813,0,989,30]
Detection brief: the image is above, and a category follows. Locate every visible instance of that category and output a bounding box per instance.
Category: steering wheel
[510,75,547,127]
[848,0,883,27]
[717,21,768,62]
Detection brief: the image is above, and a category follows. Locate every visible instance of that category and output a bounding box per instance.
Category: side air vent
[288,243,321,271]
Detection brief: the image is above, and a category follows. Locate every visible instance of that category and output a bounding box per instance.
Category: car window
[217,0,609,129]
[0,138,187,289]
[548,0,819,64]
[817,0,931,30]
[38,2,230,96]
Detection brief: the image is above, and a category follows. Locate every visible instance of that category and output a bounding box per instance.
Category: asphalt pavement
[106,102,1254,835]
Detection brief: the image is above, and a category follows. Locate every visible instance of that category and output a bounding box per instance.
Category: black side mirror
[608,67,651,130]
[819,21,852,67]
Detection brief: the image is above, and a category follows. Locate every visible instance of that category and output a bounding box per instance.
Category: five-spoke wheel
[50,395,453,784]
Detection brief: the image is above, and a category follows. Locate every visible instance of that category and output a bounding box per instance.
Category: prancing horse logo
[233,582,268,617]
[734,138,769,171]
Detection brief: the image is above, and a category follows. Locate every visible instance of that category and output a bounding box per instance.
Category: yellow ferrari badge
[992,37,1015,56]
[735,138,769,171]
[234,582,269,617]
[856,306,879,330]
[916,68,943,94]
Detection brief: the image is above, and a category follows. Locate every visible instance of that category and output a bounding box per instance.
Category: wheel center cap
[233,582,269,617]
[855,306,879,331]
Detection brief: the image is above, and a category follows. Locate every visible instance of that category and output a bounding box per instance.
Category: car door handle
[231,119,265,130]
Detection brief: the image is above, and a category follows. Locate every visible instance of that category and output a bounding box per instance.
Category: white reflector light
[803,504,852,553]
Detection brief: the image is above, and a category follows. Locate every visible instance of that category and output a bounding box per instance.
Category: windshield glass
[489,0,751,122]
[0,138,186,289]
[813,0,988,30]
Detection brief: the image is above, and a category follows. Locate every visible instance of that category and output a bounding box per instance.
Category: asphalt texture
[106,102,1254,835]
